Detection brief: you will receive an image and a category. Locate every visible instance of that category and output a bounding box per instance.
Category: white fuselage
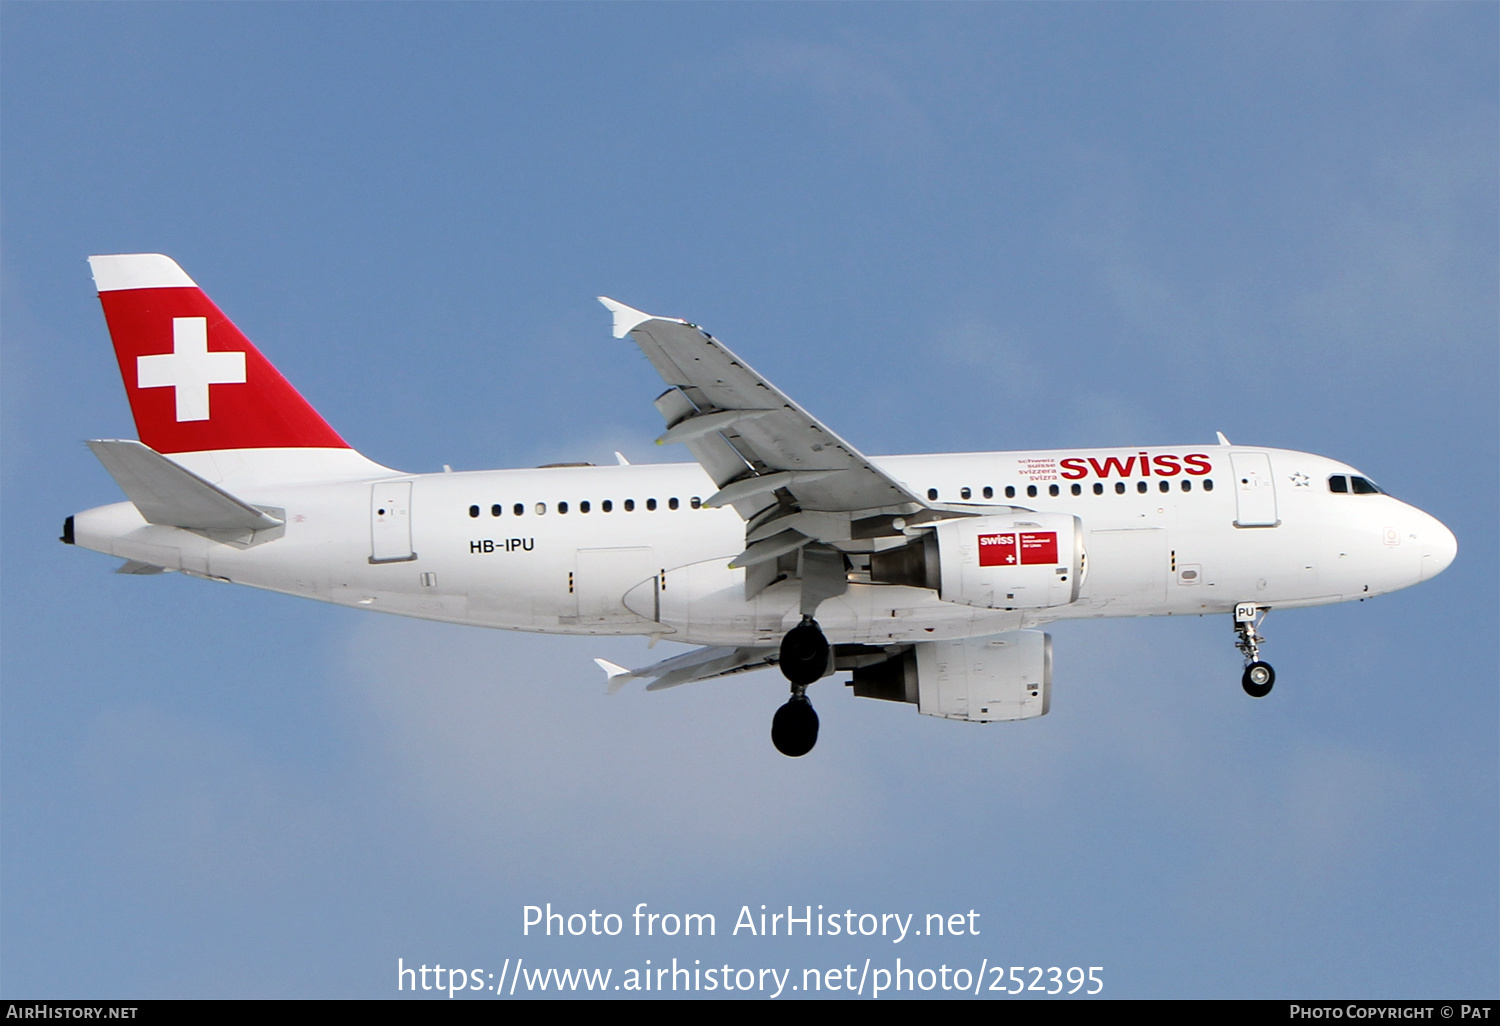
[70,444,1456,647]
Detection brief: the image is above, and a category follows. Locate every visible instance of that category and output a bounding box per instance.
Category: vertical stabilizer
[90,254,349,455]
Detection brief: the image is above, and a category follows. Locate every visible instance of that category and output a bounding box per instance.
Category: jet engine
[870,512,1083,610]
[847,631,1052,723]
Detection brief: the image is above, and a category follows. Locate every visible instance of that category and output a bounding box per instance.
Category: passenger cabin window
[1115,482,1126,494]
[1071,484,1082,496]
[558,501,568,514]
[602,499,613,512]
[1005,486,1016,499]
[1093,483,1104,495]
[1204,479,1214,491]
[535,503,546,515]
[982,486,993,499]
[927,488,938,501]
[1159,481,1169,493]
[1027,485,1037,498]
[646,498,658,511]
[669,497,679,510]
[469,505,480,518]
[1137,481,1148,494]
[580,501,591,513]
[624,499,635,511]
[1181,480,1191,492]
[491,504,502,517]
[691,497,702,509]
[514,503,525,516]
[1049,484,1060,497]
[960,487,971,500]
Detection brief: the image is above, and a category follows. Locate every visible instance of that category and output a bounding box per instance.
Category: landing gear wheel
[779,620,830,687]
[771,696,819,757]
[1242,661,1275,698]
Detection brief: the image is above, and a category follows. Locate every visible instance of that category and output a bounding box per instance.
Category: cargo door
[1230,451,1279,527]
[370,481,415,563]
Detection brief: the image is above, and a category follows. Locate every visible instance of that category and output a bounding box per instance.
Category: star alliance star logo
[1290,472,1310,487]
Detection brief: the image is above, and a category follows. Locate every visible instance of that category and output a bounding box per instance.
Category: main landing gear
[771,695,819,758]
[1234,602,1275,698]
[772,617,830,757]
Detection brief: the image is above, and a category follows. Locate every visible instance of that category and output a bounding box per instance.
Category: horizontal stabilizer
[595,645,778,693]
[87,439,283,531]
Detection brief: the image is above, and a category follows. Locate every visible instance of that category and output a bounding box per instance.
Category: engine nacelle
[933,512,1082,609]
[849,631,1052,723]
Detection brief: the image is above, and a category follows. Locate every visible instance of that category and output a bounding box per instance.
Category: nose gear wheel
[1242,661,1275,698]
[1233,604,1275,698]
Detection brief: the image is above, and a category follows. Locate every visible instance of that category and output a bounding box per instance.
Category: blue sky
[3,3,1495,998]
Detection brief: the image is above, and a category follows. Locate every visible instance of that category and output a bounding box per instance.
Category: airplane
[63,254,1458,757]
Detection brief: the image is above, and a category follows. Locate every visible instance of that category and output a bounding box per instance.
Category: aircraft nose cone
[1419,515,1457,581]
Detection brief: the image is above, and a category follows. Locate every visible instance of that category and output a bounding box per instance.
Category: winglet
[597,297,655,339]
[594,657,636,695]
[1216,431,1232,446]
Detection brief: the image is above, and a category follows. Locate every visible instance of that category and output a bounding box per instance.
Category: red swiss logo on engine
[978,532,1058,567]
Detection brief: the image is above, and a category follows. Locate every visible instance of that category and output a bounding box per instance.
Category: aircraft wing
[595,645,778,693]
[600,299,928,534]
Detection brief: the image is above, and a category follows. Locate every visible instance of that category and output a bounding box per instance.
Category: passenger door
[370,481,415,563]
[1230,452,1279,527]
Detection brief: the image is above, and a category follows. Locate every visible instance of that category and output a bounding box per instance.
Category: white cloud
[333,618,877,882]
[728,37,936,161]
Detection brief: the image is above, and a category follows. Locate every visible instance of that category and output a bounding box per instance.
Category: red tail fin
[89,254,349,455]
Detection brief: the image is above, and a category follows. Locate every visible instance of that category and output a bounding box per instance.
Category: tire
[771,697,819,757]
[1242,661,1275,698]
[779,622,830,686]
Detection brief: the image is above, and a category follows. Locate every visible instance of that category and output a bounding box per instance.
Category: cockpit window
[1330,474,1385,495]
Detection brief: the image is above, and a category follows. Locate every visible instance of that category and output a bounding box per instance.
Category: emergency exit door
[370,481,416,562]
[1230,452,1279,528]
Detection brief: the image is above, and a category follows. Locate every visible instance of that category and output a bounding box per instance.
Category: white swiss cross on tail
[135,317,246,422]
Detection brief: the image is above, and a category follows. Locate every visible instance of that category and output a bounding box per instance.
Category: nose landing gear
[1234,603,1275,698]
[773,617,831,757]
